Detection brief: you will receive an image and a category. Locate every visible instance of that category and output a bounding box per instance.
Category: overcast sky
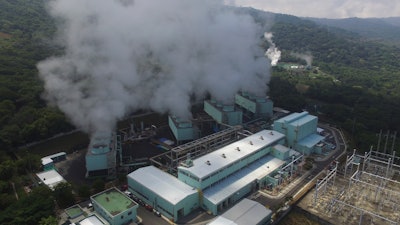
[228,0,400,18]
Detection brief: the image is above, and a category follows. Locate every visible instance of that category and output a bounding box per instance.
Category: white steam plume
[264,32,281,66]
[291,52,313,67]
[37,0,272,135]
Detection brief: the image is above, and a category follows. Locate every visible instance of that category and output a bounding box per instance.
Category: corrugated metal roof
[128,166,197,205]
[203,155,285,205]
[178,130,285,179]
[208,198,272,225]
[297,133,325,148]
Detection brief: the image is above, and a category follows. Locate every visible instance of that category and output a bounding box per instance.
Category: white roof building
[207,198,272,225]
[128,166,197,205]
[179,130,285,180]
[36,169,66,190]
[78,215,108,225]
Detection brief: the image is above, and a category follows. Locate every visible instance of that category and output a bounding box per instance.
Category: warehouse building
[128,129,302,219]
[207,198,272,225]
[273,111,325,155]
[178,130,287,215]
[90,187,138,225]
[127,166,199,222]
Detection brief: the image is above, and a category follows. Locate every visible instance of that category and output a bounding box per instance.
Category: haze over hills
[307,17,400,45]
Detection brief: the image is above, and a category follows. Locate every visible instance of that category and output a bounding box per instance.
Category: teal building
[90,187,138,225]
[86,132,120,178]
[128,130,302,217]
[273,112,325,155]
[168,115,199,143]
[235,91,273,119]
[127,166,199,222]
[204,100,243,126]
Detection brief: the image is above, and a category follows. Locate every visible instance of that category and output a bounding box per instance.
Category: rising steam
[264,32,281,66]
[291,52,313,67]
[37,0,273,134]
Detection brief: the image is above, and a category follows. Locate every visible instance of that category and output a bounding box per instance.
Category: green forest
[0,1,399,224]
[266,12,400,150]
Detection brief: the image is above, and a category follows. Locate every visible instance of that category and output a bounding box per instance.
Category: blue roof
[289,114,316,127]
[297,134,325,148]
[203,155,285,205]
[274,111,309,124]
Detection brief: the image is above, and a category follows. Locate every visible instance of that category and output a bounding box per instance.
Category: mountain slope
[307,17,400,45]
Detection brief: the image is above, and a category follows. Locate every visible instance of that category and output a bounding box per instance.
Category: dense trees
[0,0,73,151]
[0,185,55,225]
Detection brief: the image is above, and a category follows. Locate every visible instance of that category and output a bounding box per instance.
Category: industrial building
[207,198,272,225]
[90,187,138,225]
[86,132,120,179]
[128,129,303,220]
[168,115,200,143]
[204,99,243,127]
[273,111,325,155]
[127,166,199,221]
[234,91,273,119]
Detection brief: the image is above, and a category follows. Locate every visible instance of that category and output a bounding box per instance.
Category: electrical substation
[298,144,400,225]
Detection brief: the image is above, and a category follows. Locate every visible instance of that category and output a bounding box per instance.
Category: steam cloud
[264,32,281,66]
[291,52,313,67]
[37,0,273,135]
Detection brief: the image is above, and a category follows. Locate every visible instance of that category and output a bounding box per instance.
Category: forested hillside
[0,2,399,154]
[0,1,399,224]
[263,11,400,150]
[0,0,73,151]
[308,17,400,45]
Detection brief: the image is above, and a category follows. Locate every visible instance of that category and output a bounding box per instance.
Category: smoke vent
[236,147,240,151]
[249,141,253,145]
[260,136,264,140]
[270,131,274,135]
[222,153,226,158]
[206,160,211,165]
